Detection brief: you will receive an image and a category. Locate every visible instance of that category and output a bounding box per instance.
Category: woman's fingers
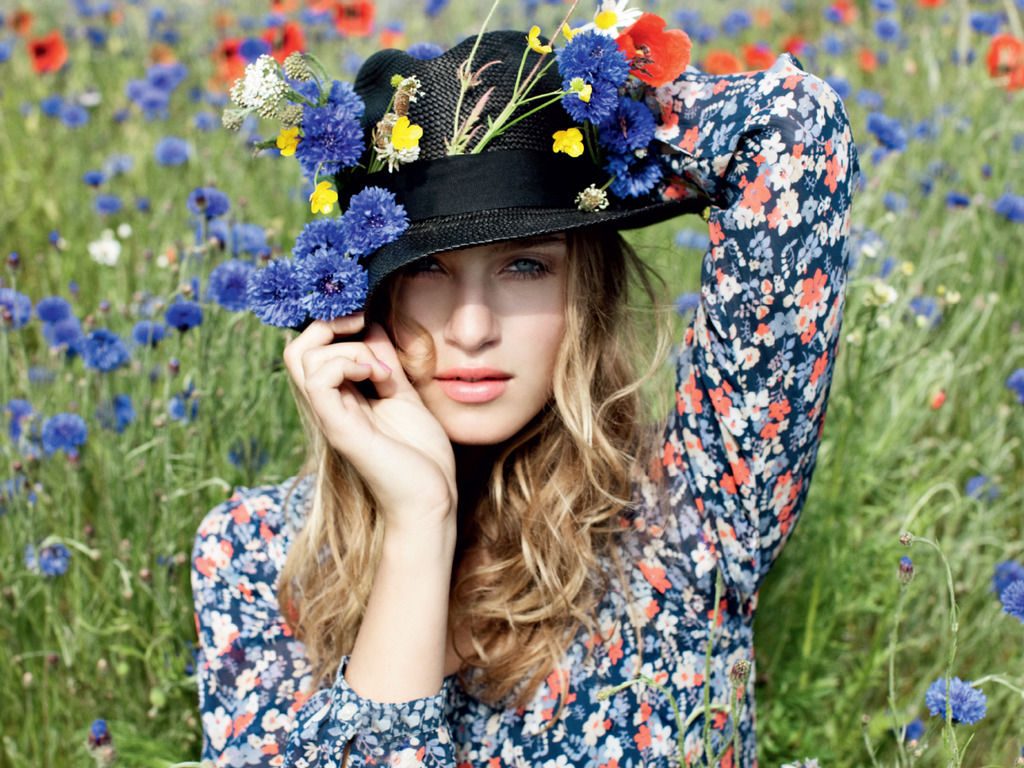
[283,314,365,388]
[362,322,417,400]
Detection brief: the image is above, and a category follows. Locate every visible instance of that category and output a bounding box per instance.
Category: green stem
[450,0,501,150]
[888,583,910,766]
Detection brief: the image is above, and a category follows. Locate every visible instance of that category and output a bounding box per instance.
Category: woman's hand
[283,313,457,536]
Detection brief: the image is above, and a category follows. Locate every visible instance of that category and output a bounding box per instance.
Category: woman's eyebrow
[495,236,566,252]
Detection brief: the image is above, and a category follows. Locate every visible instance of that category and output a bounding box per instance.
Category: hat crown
[354,30,564,159]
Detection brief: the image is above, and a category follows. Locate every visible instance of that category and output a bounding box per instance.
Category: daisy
[578,0,642,38]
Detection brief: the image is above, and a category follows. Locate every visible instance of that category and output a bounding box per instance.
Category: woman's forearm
[344,522,457,703]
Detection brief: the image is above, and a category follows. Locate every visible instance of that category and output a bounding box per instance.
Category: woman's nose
[443,293,500,352]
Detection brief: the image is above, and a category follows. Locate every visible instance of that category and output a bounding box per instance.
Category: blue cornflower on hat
[0,288,32,330]
[924,677,987,725]
[25,542,72,577]
[597,96,658,155]
[96,394,135,434]
[41,412,88,457]
[247,259,308,328]
[82,328,131,372]
[298,250,368,321]
[208,259,256,312]
[557,31,629,124]
[605,154,664,198]
[165,299,204,332]
[341,187,409,258]
[294,81,366,179]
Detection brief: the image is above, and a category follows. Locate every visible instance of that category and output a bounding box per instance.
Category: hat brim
[366,196,707,302]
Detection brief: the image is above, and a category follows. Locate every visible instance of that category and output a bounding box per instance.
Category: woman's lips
[434,369,512,404]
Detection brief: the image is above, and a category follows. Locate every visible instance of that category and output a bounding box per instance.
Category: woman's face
[393,235,568,446]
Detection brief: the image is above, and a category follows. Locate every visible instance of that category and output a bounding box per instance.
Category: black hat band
[366,149,606,221]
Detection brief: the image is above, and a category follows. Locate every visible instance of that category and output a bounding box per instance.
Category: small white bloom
[88,229,122,266]
[579,0,643,37]
[376,143,421,172]
[116,223,132,239]
[230,55,287,116]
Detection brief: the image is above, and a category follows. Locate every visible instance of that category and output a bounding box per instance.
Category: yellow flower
[276,126,300,157]
[391,115,423,151]
[569,77,592,103]
[595,10,618,30]
[552,128,584,158]
[309,181,338,215]
[526,25,552,55]
[561,23,577,42]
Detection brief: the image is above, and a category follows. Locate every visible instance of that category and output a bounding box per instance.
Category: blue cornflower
[96,394,134,433]
[993,193,1024,223]
[132,320,166,347]
[874,17,901,43]
[193,111,218,131]
[165,299,203,332]
[82,328,131,372]
[825,75,851,101]
[341,186,409,258]
[866,112,907,152]
[908,296,941,328]
[883,192,908,213]
[43,317,85,356]
[232,223,269,256]
[675,292,701,316]
[873,0,897,10]
[969,12,1001,35]
[598,97,657,155]
[407,41,445,60]
[293,81,365,178]
[187,186,231,219]
[903,718,925,743]
[147,61,187,91]
[606,154,664,199]
[104,153,134,176]
[965,474,999,501]
[0,38,14,64]
[293,216,348,262]
[557,31,630,124]
[228,436,269,473]
[0,288,32,330]
[83,169,106,186]
[207,259,255,312]
[5,399,34,441]
[40,95,64,117]
[721,10,752,36]
[945,191,970,208]
[25,542,72,577]
[169,382,199,422]
[993,560,1024,595]
[95,194,123,215]
[240,37,272,61]
[924,677,987,725]
[1007,368,1024,404]
[89,718,112,747]
[35,296,72,324]
[60,102,90,128]
[425,0,449,17]
[247,259,308,328]
[856,89,884,110]
[154,136,191,166]
[298,249,368,321]
[41,413,88,457]
[1000,580,1024,623]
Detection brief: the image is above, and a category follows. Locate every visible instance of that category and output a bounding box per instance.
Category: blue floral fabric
[192,54,860,767]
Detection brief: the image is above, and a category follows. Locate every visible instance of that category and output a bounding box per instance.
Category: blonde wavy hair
[278,229,673,709]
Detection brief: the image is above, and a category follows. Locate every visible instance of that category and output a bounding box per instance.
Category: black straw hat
[342,30,707,302]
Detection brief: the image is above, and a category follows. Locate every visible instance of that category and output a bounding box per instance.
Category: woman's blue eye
[505,258,550,279]
[403,258,443,276]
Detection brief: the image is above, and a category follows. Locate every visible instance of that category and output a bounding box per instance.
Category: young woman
[193,21,859,768]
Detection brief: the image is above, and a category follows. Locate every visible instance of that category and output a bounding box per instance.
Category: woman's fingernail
[378,361,391,373]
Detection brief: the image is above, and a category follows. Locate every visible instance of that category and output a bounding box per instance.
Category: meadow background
[1,0,1022,766]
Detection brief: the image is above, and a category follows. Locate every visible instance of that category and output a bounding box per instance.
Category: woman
[193,17,859,768]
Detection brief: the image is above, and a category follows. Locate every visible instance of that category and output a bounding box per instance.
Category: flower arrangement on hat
[222,0,693,330]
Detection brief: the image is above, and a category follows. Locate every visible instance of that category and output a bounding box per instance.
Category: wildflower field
[1,0,1023,766]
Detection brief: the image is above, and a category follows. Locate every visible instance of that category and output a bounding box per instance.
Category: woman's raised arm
[655,54,861,603]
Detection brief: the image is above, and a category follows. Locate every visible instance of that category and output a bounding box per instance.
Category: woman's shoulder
[192,473,314,589]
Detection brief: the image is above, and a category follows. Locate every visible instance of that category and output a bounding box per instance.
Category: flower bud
[898,556,914,584]
[221,108,247,132]
[284,52,314,81]
[899,532,913,546]
[279,103,304,128]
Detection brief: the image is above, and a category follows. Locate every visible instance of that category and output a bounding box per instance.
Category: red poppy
[28,30,68,74]
[828,0,858,24]
[333,0,375,38]
[379,25,405,49]
[753,8,772,28]
[858,47,878,73]
[918,0,944,6]
[781,35,809,58]
[271,0,299,12]
[1008,65,1024,90]
[263,20,306,62]
[742,42,775,71]
[986,33,1024,77]
[615,13,691,88]
[702,50,742,76]
[11,9,33,36]
[214,38,246,87]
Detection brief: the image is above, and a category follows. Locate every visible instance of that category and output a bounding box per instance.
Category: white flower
[116,222,132,239]
[88,229,121,266]
[230,54,287,117]
[376,143,421,172]
[579,0,643,37]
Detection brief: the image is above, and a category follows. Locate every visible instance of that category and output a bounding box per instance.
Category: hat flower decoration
[222,0,694,330]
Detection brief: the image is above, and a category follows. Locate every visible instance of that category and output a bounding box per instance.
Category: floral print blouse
[192,54,860,768]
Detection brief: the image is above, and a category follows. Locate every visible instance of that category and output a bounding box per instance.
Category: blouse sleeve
[652,54,861,603]
[192,488,455,767]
